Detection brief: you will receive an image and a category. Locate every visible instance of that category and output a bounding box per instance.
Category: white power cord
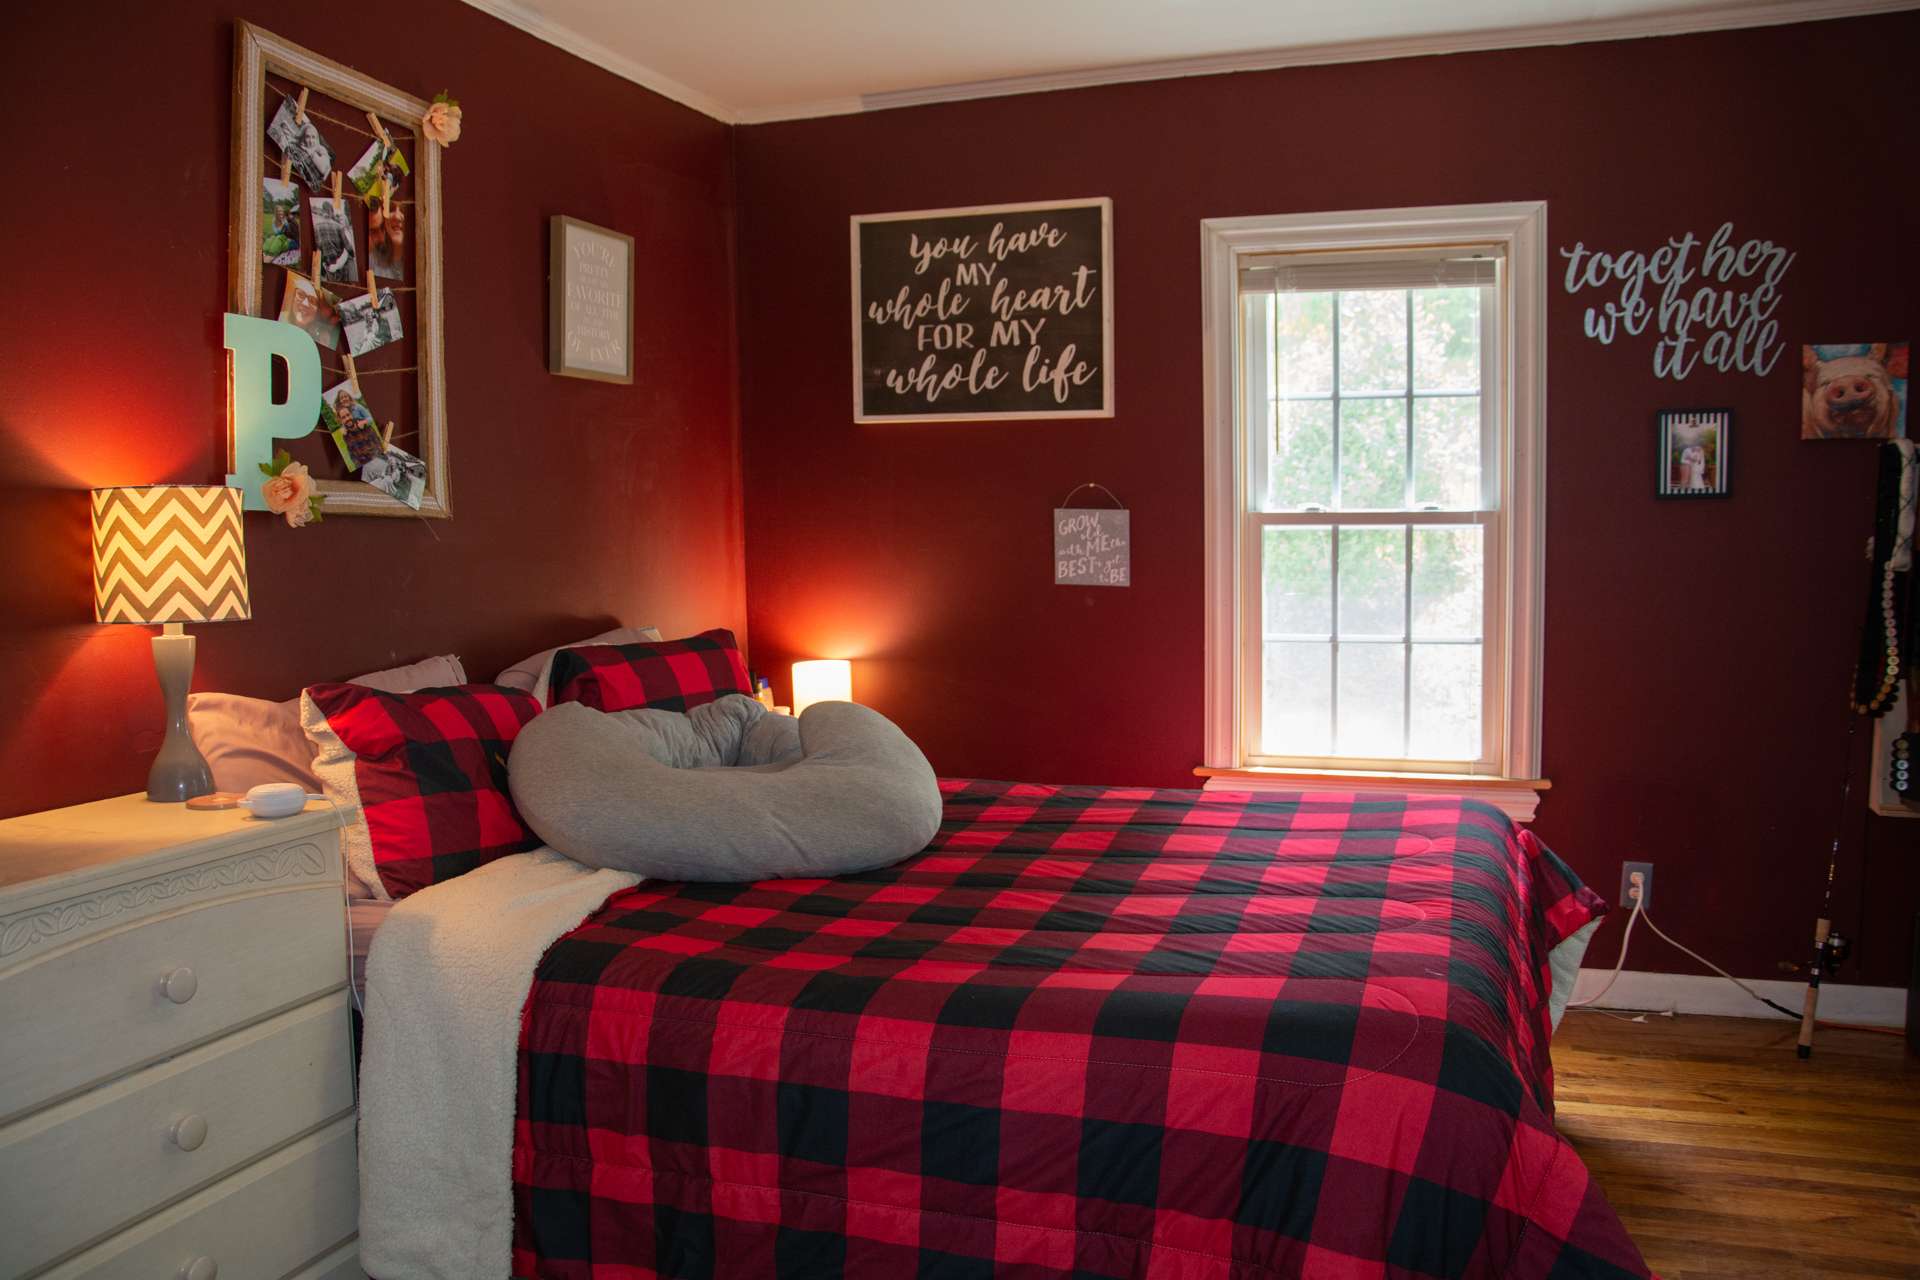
[1567,871,1645,1009]
[1639,907,1800,1018]
[1568,869,1807,1021]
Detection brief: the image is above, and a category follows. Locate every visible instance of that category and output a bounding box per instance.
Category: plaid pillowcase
[300,682,542,900]
[547,627,751,713]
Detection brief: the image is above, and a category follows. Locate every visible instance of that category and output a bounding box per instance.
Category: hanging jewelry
[1854,440,1916,715]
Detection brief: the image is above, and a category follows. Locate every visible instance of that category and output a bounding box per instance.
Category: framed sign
[1054,507,1130,586]
[549,215,635,384]
[852,198,1113,423]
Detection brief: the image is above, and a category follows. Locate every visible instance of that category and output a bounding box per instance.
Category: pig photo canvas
[1802,343,1908,439]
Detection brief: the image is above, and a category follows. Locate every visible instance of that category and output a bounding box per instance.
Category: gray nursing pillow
[508,694,942,882]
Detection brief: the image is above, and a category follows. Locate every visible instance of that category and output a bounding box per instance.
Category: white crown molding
[455,0,741,123]
[458,0,1919,126]
[733,97,869,126]
[795,0,1918,123]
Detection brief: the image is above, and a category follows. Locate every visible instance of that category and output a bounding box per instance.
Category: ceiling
[459,0,1910,123]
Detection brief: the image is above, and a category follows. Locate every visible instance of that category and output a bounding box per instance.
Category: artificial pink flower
[263,461,314,527]
[423,99,462,146]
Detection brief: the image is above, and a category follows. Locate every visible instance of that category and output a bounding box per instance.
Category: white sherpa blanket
[357,849,640,1279]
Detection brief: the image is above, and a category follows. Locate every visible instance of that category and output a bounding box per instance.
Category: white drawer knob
[169,1114,208,1152]
[161,966,198,1004]
[179,1258,218,1280]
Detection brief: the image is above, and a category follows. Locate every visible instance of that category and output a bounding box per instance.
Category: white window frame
[1200,202,1548,816]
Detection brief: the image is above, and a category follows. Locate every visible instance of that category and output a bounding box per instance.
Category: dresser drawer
[42,1115,358,1280]
[0,883,346,1122]
[0,992,355,1276]
[286,1241,368,1280]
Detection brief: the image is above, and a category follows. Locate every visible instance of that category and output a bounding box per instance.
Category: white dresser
[0,795,363,1279]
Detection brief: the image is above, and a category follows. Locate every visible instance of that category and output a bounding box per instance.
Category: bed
[454,779,1648,1279]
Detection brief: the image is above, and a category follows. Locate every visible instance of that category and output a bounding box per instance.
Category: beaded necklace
[1854,439,1916,716]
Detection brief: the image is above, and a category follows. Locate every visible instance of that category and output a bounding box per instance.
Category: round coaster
[185,792,244,811]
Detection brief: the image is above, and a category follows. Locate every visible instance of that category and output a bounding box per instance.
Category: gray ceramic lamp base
[148,628,213,803]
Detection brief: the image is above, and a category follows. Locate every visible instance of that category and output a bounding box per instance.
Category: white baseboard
[1570,968,1907,1028]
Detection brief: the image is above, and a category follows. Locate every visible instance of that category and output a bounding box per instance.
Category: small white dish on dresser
[0,794,365,1279]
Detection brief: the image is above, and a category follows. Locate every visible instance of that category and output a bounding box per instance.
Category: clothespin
[331,171,342,202]
[310,250,321,283]
[343,349,360,392]
[294,88,310,124]
[365,110,391,149]
[382,421,395,450]
[366,268,378,302]
[381,184,391,218]
[279,154,291,183]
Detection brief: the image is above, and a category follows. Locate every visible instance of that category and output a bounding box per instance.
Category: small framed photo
[1657,409,1732,498]
[549,215,634,384]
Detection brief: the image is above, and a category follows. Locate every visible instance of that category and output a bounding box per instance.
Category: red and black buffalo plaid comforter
[510,781,1649,1279]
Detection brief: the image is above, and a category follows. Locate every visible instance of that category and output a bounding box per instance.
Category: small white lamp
[791,659,852,716]
[91,486,251,802]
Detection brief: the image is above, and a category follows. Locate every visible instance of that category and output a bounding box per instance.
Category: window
[1202,204,1546,794]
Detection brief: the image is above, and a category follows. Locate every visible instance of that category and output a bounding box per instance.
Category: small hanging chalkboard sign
[1054,484,1130,587]
[852,198,1114,423]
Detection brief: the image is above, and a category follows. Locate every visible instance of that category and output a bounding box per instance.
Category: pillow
[188,654,467,795]
[509,698,941,882]
[493,625,662,706]
[301,683,542,900]
[547,627,751,714]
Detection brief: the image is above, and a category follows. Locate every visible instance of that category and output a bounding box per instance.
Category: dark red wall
[0,4,744,818]
[735,15,1920,984]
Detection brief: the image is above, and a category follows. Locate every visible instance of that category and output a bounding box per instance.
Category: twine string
[1059,482,1127,510]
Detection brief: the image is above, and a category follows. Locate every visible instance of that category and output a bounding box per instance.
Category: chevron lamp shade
[91,486,251,625]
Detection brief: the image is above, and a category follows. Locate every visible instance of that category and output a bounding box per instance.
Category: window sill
[1192,766,1549,823]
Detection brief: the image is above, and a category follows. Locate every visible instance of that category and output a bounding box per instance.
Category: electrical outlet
[1621,861,1653,911]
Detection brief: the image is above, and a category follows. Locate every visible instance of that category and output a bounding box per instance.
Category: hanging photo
[368,201,407,279]
[1656,409,1731,498]
[360,441,427,509]
[1802,343,1909,439]
[347,137,410,201]
[320,378,382,471]
[340,287,404,356]
[266,95,335,191]
[260,178,301,266]
[310,197,359,283]
[277,272,342,350]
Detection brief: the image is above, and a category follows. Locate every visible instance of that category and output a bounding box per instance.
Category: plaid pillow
[300,682,542,900]
[547,627,751,713]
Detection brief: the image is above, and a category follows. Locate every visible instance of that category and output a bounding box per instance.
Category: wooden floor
[1553,1011,1920,1279]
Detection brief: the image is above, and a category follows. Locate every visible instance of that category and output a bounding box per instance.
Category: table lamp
[791,659,852,716]
[91,486,251,802]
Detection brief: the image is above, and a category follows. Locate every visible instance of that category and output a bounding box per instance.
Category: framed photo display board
[549,216,636,383]
[228,21,449,518]
[851,198,1114,422]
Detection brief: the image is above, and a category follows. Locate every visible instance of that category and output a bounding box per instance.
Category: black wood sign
[851,198,1113,422]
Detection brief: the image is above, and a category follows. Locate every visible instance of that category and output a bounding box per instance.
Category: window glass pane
[1338,290,1407,395]
[1412,288,1480,392]
[1337,398,1406,509]
[1278,292,1333,396]
[1409,643,1481,760]
[1337,526,1405,638]
[1411,526,1483,638]
[1335,642,1404,757]
[1413,396,1481,510]
[1262,527,1331,635]
[1265,399,1333,511]
[1263,641,1331,756]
